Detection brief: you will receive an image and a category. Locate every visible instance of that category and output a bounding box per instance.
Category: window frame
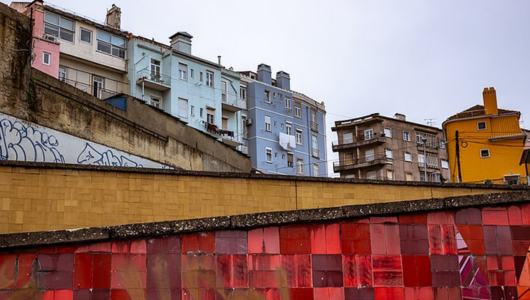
[264,90,271,103]
[441,159,449,169]
[364,128,374,140]
[286,122,293,135]
[477,121,487,130]
[285,98,292,110]
[179,63,188,81]
[44,11,75,43]
[264,116,271,132]
[296,158,304,175]
[80,27,92,44]
[96,30,126,59]
[150,95,162,109]
[295,129,303,145]
[404,152,412,162]
[403,131,411,141]
[58,66,66,82]
[178,98,188,119]
[313,163,320,177]
[294,102,302,118]
[43,52,51,65]
[384,127,392,137]
[311,135,319,158]
[266,148,273,163]
[480,149,490,158]
[206,108,215,124]
[385,149,393,159]
[205,71,214,87]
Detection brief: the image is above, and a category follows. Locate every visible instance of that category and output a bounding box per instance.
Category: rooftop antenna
[425,118,437,127]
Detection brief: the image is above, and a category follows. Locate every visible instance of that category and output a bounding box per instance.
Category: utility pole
[456,130,462,183]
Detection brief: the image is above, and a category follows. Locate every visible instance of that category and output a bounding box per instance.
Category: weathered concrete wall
[0,192,529,299]
[0,3,251,173]
[0,162,527,233]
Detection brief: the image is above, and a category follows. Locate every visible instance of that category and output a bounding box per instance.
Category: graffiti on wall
[0,114,170,169]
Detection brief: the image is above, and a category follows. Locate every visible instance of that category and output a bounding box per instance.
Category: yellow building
[443,87,527,184]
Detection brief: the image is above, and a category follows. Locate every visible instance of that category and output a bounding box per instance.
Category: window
[241,115,248,138]
[287,153,293,168]
[439,140,445,149]
[286,122,292,135]
[296,129,303,145]
[266,148,272,163]
[207,108,215,124]
[366,171,376,180]
[43,52,51,65]
[427,153,438,168]
[190,105,195,117]
[386,170,394,180]
[403,131,410,141]
[343,132,353,144]
[441,160,449,169]
[365,148,375,162]
[200,108,204,118]
[179,63,187,80]
[200,72,203,82]
[311,135,319,158]
[364,128,373,140]
[385,149,393,159]
[97,30,126,58]
[478,121,487,130]
[480,149,490,158]
[418,154,425,167]
[420,173,426,182]
[294,102,302,118]
[405,173,413,181]
[310,109,318,131]
[313,164,320,177]
[384,128,392,137]
[80,28,92,44]
[285,98,292,110]
[190,69,194,79]
[240,87,247,101]
[405,152,412,162]
[44,11,74,42]
[92,76,103,98]
[150,59,161,80]
[296,158,304,175]
[178,98,188,118]
[264,90,271,103]
[58,66,66,82]
[265,116,271,132]
[221,81,227,102]
[222,117,228,130]
[206,71,214,87]
[150,96,162,109]
[416,134,424,144]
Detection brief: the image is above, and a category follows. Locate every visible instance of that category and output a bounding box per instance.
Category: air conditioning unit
[43,34,58,42]
[245,118,253,126]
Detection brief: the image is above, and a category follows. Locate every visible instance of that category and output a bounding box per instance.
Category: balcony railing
[332,136,386,151]
[136,69,171,91]
[333,155,388,172]
[221,98,246,112]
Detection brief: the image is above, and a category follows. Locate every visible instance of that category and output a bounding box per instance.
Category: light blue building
[241,64,327,176]
[127,32,245,148]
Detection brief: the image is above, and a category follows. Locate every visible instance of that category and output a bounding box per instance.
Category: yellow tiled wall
[0,166,519,233]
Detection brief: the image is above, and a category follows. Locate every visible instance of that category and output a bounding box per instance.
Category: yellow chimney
[482,87,498,115]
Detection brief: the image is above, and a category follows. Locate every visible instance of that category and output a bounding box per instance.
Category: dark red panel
[0,255,16,289]
[375,287,405,300]
[73,254,92,289]
[280,225,311,254]
[343,255,372,287]
[93,254,112,289]
[147,236,181,254]
[344,287,375,300]
[482,208,509,226]
[289,288,313,300]
[147,253,181,290]
[199,232,216,254]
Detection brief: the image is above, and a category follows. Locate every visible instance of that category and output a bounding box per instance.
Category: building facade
[242,64,327,176]
[12,1,129,99]
[332,113,450,182]
[127,33,245,148]
[443,87,527,184]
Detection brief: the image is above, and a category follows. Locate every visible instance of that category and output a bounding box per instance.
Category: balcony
[222,97,246,112]
[332,136,386,151]
[333,155,388,172]
[136,69,171,91]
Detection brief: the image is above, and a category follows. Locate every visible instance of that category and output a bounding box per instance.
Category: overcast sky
[3,0,529,176]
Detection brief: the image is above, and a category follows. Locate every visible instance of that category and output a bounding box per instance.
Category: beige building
[332,113,451,182]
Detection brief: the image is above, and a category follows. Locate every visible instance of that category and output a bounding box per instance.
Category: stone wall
[0,192,529,299]
[0,162,526,233]
[0,2,251,173]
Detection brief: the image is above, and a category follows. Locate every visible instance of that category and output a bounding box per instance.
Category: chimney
[105,4,121,30]
[483,87,499,115]
[257,64,272,85]
[169,32,193,54]
[276,71,290,90]
[394,113,406,121]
